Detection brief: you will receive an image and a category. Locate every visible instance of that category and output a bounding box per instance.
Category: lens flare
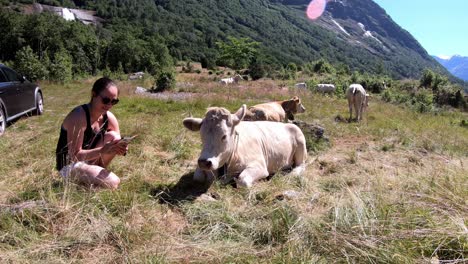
[307,0,327,20]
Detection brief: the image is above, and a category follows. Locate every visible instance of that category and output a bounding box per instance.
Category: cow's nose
[198,159,212,169]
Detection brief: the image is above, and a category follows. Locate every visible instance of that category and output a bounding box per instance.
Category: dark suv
[0,64,44,136]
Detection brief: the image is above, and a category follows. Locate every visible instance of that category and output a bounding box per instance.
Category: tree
[14,46,48,81]
[216,36,259,70]
[152,70,176,93]
[248,57,267,80]
[49,49,73,83]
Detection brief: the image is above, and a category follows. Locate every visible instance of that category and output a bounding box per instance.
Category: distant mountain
[433,55,468,81]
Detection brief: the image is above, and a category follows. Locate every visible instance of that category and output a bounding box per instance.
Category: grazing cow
[295,82,307,89]
[316,83,335,94]
[128,72,144,80]
[183,105,307,187]
[220,74,242,85]
[346,84,369,122]
[244,96,306,122]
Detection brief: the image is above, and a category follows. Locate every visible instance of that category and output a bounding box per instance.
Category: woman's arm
[105,111,120,134]
[64,109,124,162]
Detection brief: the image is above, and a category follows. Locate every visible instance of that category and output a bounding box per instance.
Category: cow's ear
[292,96,300,102]
[183,118,203,131]
[232,104,246,125]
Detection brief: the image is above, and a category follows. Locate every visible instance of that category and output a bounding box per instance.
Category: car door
[1,67,25,116]
[0,67,21,118]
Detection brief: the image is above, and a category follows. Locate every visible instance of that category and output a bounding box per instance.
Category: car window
[2,67,22,82]
[0,69,7,82]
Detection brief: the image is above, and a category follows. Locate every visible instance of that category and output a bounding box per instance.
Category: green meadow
[0,74,466,263]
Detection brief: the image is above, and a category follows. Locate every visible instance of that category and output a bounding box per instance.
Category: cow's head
[282,96,306,114]
[183,105,246,171]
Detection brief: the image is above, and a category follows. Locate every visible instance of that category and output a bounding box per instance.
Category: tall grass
[0,75,466,263]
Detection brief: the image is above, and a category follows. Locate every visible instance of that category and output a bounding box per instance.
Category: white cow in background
[220,74,243,85]
[295,82,307,89]
[316,83,335,94]
[346,84,369,122]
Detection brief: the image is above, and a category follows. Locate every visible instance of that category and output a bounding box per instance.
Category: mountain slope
[129,0,449,79]
[2,0,452,80]
[434,55,468,81]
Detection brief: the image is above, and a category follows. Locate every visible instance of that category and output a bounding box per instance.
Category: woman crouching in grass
[55,77,128,189]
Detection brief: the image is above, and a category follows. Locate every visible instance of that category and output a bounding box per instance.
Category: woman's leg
[70,162,120,189]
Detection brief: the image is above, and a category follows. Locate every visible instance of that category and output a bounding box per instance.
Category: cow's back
[233,121,306,173]
[248,102,285,122]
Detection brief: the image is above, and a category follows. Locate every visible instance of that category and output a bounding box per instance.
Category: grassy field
[0,73,467,263]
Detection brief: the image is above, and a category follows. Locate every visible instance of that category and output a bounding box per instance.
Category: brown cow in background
[244,96,306,122]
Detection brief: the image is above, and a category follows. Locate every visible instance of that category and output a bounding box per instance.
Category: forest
[0,0,455,80]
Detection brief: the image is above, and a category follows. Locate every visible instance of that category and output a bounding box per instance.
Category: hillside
[0,73,466,262]
[434,55,468,81]
[1,0,451,80]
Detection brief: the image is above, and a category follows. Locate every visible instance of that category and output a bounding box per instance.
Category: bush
[152,70,176,93]
[49,50,73,83]
[313,59,335,74]
[248,58,267,80]
[14,46,48,81]
[412,89,433,113]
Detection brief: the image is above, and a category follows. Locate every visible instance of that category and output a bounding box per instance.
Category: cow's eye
[221,135,227,141]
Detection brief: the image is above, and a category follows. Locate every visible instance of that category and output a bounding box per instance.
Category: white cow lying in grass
[220,74,242,85]
[316,83,335,94]
[183,105,307,188]
[295,82,307,89]
[346,84,369,122]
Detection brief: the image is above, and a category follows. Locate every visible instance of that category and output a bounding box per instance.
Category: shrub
[14,46,48,81]
[152,70,176,92]
[412,89,433,113]
[313,59,335,74]
[49,50,73,83]
[182,61,194,73]
[248,58,267,80]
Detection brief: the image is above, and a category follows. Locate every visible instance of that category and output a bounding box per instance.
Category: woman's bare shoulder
[63,105,87,129]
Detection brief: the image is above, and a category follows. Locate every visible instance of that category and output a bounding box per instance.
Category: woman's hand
[102,140,128,156]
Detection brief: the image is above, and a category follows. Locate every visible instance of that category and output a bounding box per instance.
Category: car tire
[0,107,6,136]
[35,92,44,115]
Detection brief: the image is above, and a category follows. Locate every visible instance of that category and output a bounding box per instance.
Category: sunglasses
[98,94,119,105]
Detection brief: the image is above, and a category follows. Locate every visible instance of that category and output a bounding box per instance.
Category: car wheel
[35,92,44,115]
[0,107,6,136]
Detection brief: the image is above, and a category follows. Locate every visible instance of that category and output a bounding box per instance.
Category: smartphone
[121,135,137,143]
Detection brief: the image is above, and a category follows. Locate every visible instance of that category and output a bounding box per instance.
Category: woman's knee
[72,163,121,189]
[105,172,121,189]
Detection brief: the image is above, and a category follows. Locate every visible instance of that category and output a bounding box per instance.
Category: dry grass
[0,73,467,263]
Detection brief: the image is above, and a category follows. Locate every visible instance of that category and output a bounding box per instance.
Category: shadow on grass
[149,171,212,205]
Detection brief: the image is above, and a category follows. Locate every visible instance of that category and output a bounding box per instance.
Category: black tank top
[55,104,108,170]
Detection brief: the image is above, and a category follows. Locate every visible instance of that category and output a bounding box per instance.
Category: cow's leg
[357,96,365,121]
[236,167,269,188]
[358,102,363,121]
[291,140,307,176]
[348,99,353,122]
[353,99,360,122]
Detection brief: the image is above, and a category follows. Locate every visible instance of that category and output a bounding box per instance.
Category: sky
[372,0,468,58]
